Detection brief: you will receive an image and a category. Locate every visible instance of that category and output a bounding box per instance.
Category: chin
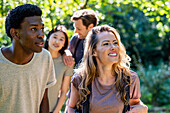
[78,35,84,39]
[111,60,119,64]
[34,48,43,53]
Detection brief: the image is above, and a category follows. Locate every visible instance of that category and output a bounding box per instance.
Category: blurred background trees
[0,0,169,112]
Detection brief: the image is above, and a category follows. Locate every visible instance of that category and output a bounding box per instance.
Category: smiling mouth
[108,53,117,57]
[53,44,59,48]
[35,42,44,47]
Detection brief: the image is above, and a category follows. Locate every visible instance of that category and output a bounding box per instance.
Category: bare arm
[39,88,49,113]
[127,99,148,113]
[68,83,80,113]
[53,76,71,113]
[63,51,75,67]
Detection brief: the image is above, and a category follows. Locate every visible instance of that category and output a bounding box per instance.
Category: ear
[92,49,97,56]
[88,24,94,30]
[10,28,20,40]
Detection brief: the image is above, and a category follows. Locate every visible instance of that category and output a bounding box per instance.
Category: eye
[60,38,64,41]
[103,42,109,46]
[31,28,37,31]
[113,42,118,45]
[41,28,44,32]
[53,37,57,39]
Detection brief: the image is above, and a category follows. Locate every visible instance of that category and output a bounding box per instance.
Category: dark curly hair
[5,4,42,41]
[44,25,69,55]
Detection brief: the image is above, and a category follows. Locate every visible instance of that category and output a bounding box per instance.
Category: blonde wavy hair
[75,25,131,108]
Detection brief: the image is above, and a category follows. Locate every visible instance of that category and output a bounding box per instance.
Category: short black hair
[5,4,42,41]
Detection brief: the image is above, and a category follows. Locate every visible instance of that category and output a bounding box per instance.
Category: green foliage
[0,34,11,47]
[0,0,168,66]
[136,61,170,106]
[0,0,169,108]
[89,1,169,67]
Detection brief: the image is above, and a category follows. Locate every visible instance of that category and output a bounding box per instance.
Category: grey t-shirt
[72,71,141,113]
[0,48,56,113]
[48,55,73,112]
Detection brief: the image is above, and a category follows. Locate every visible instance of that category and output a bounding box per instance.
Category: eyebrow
[102,39,117,42]
[30,24,44,27]
[53,34,65,39]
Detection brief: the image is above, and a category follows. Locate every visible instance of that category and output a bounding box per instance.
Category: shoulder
[72,73,82,80]
[129,70,140,85]
[36,48,51,58]
[41,48,51,56]
[71,73,82,84]
[71,73,82,90]
[35,48,53,64]
[70,34,79,42]
[130,70,138,78]
[71,34,78,39]
[57,56,73,72]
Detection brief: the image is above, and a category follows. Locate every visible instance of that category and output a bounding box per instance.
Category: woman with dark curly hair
[68,25,148,113]
[44,25,73,113]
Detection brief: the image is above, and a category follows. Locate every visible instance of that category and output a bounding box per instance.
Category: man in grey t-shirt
[0,4,56,113]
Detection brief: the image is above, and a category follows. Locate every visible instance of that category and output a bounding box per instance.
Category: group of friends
[0,4,148,113]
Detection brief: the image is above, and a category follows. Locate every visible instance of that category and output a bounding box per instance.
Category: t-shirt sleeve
[46,54,56,88]
[71,73,82,90]
[64,66,73,76]
[130,71,141,99]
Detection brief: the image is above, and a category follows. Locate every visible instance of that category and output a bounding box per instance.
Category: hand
[53,111,59,113]
[63,51,75,67]
[126,104,148,113]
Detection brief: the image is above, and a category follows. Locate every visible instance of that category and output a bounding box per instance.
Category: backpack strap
[82,83,92,113]
[122,75,130,113]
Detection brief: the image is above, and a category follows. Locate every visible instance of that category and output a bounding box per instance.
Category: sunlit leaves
[0,0,169,66]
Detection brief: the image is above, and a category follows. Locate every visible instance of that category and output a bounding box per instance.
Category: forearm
[68,106,75,113]
[128,99,148,113]
[53,93,67,113]
[40,89,49,113]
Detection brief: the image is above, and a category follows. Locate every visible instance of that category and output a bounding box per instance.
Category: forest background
[0,0,169,112]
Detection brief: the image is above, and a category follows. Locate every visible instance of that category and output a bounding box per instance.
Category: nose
[74,28,78,33]
[55,39,59,43]
[110,43,116,50]
[37,30,44,39]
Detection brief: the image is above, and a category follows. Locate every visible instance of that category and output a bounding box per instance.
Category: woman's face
[48,31,65,52]
[93,31,120,65]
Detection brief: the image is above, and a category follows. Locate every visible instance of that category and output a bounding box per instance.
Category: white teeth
[109,53,117,56]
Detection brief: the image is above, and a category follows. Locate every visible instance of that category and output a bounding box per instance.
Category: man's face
[17,16,44,53]
[73,19,91,39]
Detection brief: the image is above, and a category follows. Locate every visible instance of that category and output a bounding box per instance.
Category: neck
[2,45,34,65]
[48,48,61,58]
[98,66,114,78]
[96,59,115,85]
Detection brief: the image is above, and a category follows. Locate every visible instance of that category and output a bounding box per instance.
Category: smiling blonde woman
[68,25,148,113]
